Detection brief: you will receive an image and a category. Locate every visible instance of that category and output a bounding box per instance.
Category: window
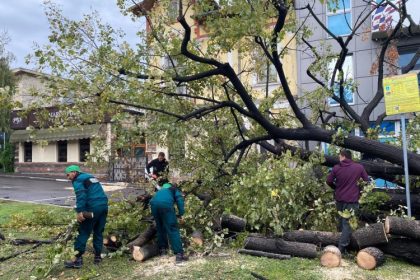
[398,47,420,71]
[257,61,278,84]
[168,0,179,21]
[164,56,188,94]
[24,142,32,162]
[57,140,67,162]
[79,138,90,162]
[328,55,354,105]
[327,0,352,36]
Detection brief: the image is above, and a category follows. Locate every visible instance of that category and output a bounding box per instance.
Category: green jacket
[150,183,185,216]
[72,172,108,212]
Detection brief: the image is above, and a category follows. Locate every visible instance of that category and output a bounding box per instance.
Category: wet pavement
[0,175,147,207]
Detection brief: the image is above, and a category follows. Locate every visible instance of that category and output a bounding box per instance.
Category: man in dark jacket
[326,149,369,254]
[146,152,169,182]
[64,165,108,268]
[150,179,188,264]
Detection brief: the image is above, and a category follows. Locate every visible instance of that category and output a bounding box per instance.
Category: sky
[0,0,145,68]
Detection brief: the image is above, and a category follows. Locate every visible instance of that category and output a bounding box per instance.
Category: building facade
[9,68,112,178]
[296,0,420,145]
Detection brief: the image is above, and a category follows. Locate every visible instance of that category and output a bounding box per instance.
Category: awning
[10,124,102,143]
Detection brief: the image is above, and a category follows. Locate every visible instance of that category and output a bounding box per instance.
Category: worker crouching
[150,179,188,264]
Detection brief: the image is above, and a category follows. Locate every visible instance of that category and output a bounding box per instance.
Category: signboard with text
[383,72,420,116]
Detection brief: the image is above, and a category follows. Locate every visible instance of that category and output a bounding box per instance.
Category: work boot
[64,256,83,268]
[159,248,168,256]
[175,253,188,264]
[94,255,102,264]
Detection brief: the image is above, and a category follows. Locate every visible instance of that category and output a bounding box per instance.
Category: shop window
[79,138,90,162]
[24,142,32,162]
[57,140,67,162]
[327,0,352,36]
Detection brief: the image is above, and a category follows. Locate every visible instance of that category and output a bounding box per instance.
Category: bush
[0,142,14,172]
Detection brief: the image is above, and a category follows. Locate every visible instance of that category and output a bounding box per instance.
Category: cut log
[194,192,212,207]
[244,236,318,258]
[356,247,385,270]
[283,230,340,247]
[385,216,420,240]
[103,234,122,251]
[238,249,291,260]
[378,238,420,265]
[132,243,159,262]
[221,214,246,232]
[352,223,388,249]
[191,230,204,246]
[127,224,157,250]
[320,245,341,268]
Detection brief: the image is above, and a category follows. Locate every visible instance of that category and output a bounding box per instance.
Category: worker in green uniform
[63,165,109,268]
[150,179,188,264]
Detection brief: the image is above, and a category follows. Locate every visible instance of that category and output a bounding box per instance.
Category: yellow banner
[383,72,420,116]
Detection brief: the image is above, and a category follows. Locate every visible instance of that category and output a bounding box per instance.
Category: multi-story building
[296,0,420,143]
[130,0,298,157]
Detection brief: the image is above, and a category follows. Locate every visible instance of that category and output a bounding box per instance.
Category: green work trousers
[74,206,108,257]
[150,202,183,254]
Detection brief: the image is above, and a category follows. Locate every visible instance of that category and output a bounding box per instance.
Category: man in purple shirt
[326,149,369,254]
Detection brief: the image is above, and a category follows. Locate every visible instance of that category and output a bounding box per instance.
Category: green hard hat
[65,165,81,174]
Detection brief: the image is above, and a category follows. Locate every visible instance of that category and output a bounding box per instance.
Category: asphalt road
[0,176,75,207]
[0,175,147,207]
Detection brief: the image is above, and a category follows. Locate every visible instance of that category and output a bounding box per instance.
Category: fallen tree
[378,237,420,265]
[243,236,318,259]
[385,216,420,240]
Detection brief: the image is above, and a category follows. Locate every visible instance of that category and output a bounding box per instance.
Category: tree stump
[127,224,157,250]
[283,230,340,247]
[320,245,341,268]
[238,249,291,260]
[132,243,159,262]
[356,247,385,270]
[385,216,420,240]
[191,230,204,246]
[244,236,318,258]
[221,214,246,232]
[352,223,388,249]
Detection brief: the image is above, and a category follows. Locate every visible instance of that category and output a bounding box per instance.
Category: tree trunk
[127,224,157,250]
[283,230,340,247]
[378,238,420,265]
[238,249,291,260]
[244,236,318,258]
[191,230,204,246]
[380,192,420,217]
[356,247,385,270]
[320,245,341,268]
[132,243,159,262]
[352,223,388,249]
[385,216,420,240]
[221,214,246,232]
